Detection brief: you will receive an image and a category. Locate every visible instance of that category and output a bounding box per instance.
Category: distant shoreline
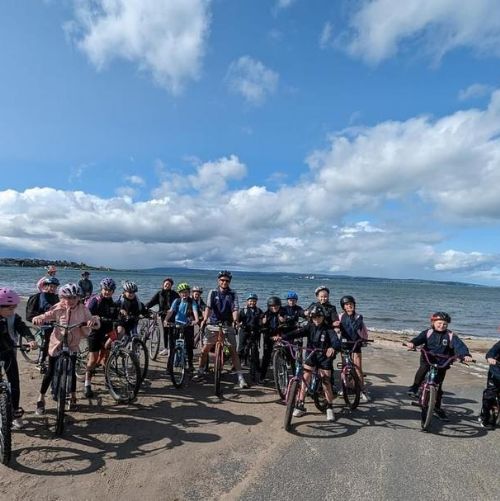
[0,258,115,272]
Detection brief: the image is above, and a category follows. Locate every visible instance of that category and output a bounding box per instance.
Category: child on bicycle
[237,293,263,364]
[335,295,370,403]
[279,305,341,421]
[164,283,199,371]
[406,312,472,421]
[32,283,100,415]
[0,288,37,428]
[478,339,500,429]
[116,281,148,338]
[260,296,286,384]
[306,285,339,327]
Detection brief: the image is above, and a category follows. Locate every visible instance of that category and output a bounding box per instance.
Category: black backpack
[26,293,41,322]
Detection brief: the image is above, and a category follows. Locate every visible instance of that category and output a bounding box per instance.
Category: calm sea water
[1,266,500,339]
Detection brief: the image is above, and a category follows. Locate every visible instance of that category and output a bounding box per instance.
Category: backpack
[426,328,453,343]
[85,294,102,310]
[26,293,41,322]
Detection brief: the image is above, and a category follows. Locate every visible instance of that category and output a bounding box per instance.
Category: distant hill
[0,257,113,271]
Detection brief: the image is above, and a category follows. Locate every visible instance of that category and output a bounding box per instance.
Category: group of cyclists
[0,267,499,432]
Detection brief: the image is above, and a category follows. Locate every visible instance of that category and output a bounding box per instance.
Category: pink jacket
[33,302,93,356]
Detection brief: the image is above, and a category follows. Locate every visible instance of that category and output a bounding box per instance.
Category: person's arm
[14,314,36,344]
[486,340,500,364]
[451,334,471,359]
[407,329,428,349]
[357,314,369,340]
[145,291,160,310]
[192,302,199,325]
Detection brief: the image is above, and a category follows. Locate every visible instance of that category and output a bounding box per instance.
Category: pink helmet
[0,288,21,306]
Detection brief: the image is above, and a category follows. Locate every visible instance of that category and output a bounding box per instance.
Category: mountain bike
[50,321,87,436]
[272,337,296,401]
[139,312,161,361]
[283,342,330,432]
[166,323,191,388]
[213,323,233,397]
[240,328,260,384]
[337,339,373,410]
[0,357,13,465]
[118,315,149,382]
[407,346,473,431]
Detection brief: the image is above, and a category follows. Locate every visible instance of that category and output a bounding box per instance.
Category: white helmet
[58,283,81,298]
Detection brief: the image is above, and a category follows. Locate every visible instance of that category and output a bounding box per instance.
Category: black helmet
[217,270,232,281]
[315,285,330,295]
[340,295,356,309]
[267,296,282,307]
[309,305,325,317]
[431,312,451,323]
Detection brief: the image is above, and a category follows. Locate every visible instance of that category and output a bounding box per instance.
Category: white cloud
[341,0,500,64]
[458,83,495,101]
[66,0,211,94]
[275,0,296,9]
[433,250,496,272]
[226,56,279,105]
[319,22,333,49]
[125,175,145,186]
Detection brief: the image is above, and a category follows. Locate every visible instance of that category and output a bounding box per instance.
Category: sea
[1,266,500,340]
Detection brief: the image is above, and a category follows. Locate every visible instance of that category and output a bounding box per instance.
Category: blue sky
[1,0,500,284]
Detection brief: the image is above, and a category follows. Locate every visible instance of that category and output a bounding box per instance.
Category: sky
[1,0,500,285]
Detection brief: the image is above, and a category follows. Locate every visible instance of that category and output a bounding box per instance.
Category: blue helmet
[287,291,298,300]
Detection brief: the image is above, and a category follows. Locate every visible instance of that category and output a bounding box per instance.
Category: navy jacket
[0,314,34,352]
[284,321,341,351]
[411,328,470,361]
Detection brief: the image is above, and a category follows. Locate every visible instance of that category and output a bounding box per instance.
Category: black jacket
[284,321,341,351]
[0,314,34,352]
[145,289,180,315]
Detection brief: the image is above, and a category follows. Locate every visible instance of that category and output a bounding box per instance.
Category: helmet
[431,312,451,323]
[340,295,356,309]
[43,277,60,286]
[81,271,90,276]
[309,305,325,318]
[122,281,138,293]
[100,277,116,291]
[163,277,174,285]
[177,282,190,293]
[247,293,258,301]
[0,288,20,306]
[58,283,81,298]
[315,285,330,295]
[46,265,57,273]
[267,296,282,307]
[287,291,298,300]
[217,270,232,281]
[192,286,203,293]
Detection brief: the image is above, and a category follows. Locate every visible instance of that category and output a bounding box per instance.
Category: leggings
[0,350,21,409]
[40,354,78,395]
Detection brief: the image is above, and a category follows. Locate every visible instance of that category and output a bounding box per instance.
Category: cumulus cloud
[66,0,211,94]
[433,249,497,272]
[125,175,145,186]
[319,22,333,49]
[226,56,279,105]
[458,83,495,101]
[341,0,500,64]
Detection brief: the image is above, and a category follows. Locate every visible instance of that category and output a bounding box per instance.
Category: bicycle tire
[55,357,68,436]
[284,379,299,432]
[19,328,42,364]
[105,348,141,403]
[313,380,328,414]
[75,344,89,380]
[131,338,149,382]
[148,321,161,361]
[249,342,260,383]
[342,367,361,410]
[170,347,186,388]
[421,385,436,431]
[0,390,12,465]
[273,348,290,401]
[492,399,499,429]
[214,343,223,396]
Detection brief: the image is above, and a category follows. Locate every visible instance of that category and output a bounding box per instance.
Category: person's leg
[3,352,21,410]
[259,336,274,380]
[185,326,195,369]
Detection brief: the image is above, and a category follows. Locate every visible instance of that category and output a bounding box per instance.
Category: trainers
[478,416,494,430]
[192,369,205,381]
[159,348,169,356]
[434,408,449,421]
[407,386,419,398]
[12,418,24,430]
[293,403,306,417]
[238,376,248,389]
[84,386,94,398]
[326,407,335,422]
[35,401,45,416]
[360,391,370,403]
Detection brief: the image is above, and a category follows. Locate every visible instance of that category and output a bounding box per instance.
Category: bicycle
[406,346,473,431]
[272,337,296,401]
[50,321,87,436]
[337,338,373,410]
[117,315,149,382]
[213,323,233,397]
[0,356,13,465]
[167,323,189,388]
[139,312,161,361]
[18,325,49,364]
[239,328,261,384]
[283,342,331,432]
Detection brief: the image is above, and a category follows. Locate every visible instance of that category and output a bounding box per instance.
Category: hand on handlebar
[405,342,415,350]
[325,347,335,358]
[462,355,474,363]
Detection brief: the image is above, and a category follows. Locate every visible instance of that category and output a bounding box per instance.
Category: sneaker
[360,391,370,403]
[84,386,94,398]
[238,376,248,389]
[407,386,419,398]
[338,388,344,396]
[66,400,78,412]
[12,418,24,430]
[159,348,169,356]
[326,407,335,422]
[35,401,45,416]
[434,408,449,421]
[192,369,206,381]
[478,416,494,430]
[293,403,306,417]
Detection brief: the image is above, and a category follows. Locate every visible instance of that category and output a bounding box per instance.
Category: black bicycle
[139,312,161,361]
[0,356,13,465]
[240,328,260,384]
[167,323,189,388]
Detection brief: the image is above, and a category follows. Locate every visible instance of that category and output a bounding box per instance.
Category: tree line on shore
[0,257,111,271]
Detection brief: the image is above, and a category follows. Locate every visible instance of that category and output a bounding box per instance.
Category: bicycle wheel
[75,343,89,380]
[313,380,328,414]
[169,347,186,388]
[0,390,12,465]
[492,399,499,429]
[341,367,361,410]
[421,385,436,431]
[249,342,260,383]
[105,348,141,403]
[55,358,68,436]
[214,343,223,396]
[284,379,299,432]
[147,321,161,361]
[273,348,291,401]
[19,328,42,364]
[131,338,149,382]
